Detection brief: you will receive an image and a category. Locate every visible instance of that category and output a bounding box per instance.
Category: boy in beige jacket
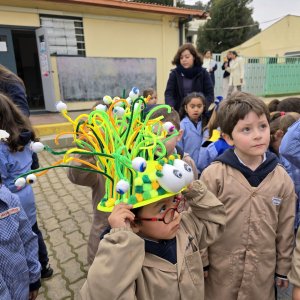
[80,178,226,300]
[201,92,296,300]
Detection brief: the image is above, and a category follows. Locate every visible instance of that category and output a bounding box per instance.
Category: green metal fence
[214,55,300,97]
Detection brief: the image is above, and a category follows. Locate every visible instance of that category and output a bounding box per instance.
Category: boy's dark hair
[172,43,202,66]
[0,92,37,152]
[268,97,300,113]
[148,106,181,131]
[218,92,270,138]
[143,88,154,98]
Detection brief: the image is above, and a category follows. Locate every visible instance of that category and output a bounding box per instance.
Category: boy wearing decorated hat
[80,178,225,300]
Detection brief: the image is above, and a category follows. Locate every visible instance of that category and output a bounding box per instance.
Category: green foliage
[196,0,260,53]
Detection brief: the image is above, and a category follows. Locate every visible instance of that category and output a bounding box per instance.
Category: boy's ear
[222,133,234,146]
[130,221,141,234]
[176,129,184,142]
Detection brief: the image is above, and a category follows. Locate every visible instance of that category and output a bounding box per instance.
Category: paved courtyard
[34,150,93,300]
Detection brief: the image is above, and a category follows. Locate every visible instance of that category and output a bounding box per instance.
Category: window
[40,15,85,56]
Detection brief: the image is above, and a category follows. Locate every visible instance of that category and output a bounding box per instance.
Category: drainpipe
[179,15,193,46]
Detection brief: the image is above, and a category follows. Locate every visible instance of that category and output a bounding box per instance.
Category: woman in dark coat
[164,43,214,112]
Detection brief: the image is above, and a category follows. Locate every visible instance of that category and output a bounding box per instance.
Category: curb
[33,122,73,137]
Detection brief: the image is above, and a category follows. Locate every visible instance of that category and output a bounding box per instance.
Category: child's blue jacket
[0,142,36,225]
[0,184,40,300]
[178,116,203,171]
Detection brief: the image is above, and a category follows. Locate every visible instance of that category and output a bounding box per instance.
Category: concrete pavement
[34,150,93,300]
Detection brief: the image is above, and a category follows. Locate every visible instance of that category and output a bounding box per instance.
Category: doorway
[11,29,45,111]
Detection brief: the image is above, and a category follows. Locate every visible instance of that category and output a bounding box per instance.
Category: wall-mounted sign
[0,41,7,52]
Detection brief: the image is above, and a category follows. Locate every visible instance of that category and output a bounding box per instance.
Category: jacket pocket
[185,250,202,286]
[208,251,233,286]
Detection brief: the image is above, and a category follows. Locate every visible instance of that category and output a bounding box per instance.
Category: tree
[196,0,260,53]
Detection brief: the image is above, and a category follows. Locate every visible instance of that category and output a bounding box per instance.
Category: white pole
[173,0,177,7]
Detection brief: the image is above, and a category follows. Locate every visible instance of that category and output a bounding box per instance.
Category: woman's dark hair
[179,92,208,129]
[172,43,202,66]
[0,92,37,152]
[268,97,300,113]
[0,64,25,88]
[203,49,212,56]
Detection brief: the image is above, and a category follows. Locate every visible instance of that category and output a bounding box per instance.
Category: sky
[184,0,300,30]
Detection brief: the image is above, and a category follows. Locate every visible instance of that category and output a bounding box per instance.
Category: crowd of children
[2,77,300,300]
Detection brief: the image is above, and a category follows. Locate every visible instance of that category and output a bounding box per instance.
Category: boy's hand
[276,277,289,289]
[293,286,300,300]
[29,290,39,300]
[108,203,134,229]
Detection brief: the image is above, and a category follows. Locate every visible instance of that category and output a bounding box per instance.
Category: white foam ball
[126,97,132,105]
[116,180,130,195]
[95,104,107,111]
[15,177,26,188]
[163,122,175,134]
[56,101,67,112]
[103,95,112,105]
[132,157,147,172]
[113,107,125,117]
[173,159,194,185]
[26,174,37,185]
[30,141,45,153]
[157,164,185,193]
[0,130,10,141]
[129,87,139,101]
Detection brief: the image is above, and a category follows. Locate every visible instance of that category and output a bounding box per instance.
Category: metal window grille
[40,15,86,56]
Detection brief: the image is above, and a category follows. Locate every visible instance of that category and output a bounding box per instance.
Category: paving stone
[49,229,66,246]
[52,201,68,212]
[73,244,88,266]
[66,231,86,249]
[61,259,85,284]
[78,221,92,238]
[43,275,72,299]
[60,218,79,234]
[70,278,87,300]
[55,210,72,222]
[53,243,75,264]
[66,202,82,213]
[43,217,60,232]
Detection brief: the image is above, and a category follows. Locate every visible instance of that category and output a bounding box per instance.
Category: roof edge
[42,0,207,18]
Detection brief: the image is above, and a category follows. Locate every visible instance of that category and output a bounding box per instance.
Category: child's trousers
[32,222,49,268]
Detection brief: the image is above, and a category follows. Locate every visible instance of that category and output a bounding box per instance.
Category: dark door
[12,29,45,110]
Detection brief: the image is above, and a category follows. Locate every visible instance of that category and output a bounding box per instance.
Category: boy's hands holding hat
[109,203,134,229]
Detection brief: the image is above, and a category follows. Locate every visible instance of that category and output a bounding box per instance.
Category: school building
[0,0,207,112]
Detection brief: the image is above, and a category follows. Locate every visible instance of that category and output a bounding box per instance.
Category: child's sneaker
[41,264,53,279]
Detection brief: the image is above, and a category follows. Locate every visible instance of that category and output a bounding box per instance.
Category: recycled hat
[14,88,194,212]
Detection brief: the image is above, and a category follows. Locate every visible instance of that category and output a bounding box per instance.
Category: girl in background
[0,93,53,278]
[197,96,232,174]
[269,111,300,229]
[178,92,208,174]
